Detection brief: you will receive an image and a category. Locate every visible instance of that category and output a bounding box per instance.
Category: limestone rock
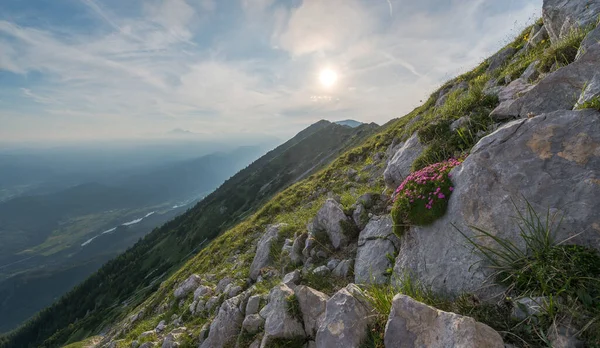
[315,284,374,348]
[193,285,213,300]
[332,259,353,278]
[282,270,302,288]
[295,285,329,338]
[242,314,265,334]
[173,274,201,299]
[309,199,351,249]
[326,259,340,270]
[548,325,584,348]
[521,61,540,82]
[577,24,600,60]
[260,284,306,347]
[353,204,368,230]
[543,0,600,44]
[384,294,504,348]
[155,320,166,333]
[393,110,600,297]
[199,294,245,348]
[290,233,308,265]
[216,277,234,294]
[312,265,330,277]
[529,25,549,48]
[249,224,286,281]
[487,46,517,73]
[450,116,470,131]
[511,297,552,320]
[576,73,600,108]
[383,133,425,190]
[355,216,398,285]
[246,295,262,315]
[492,41,600,119]
[161,333,179,348]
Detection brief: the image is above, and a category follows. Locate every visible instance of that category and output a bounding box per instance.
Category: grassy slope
[0,120,377,348]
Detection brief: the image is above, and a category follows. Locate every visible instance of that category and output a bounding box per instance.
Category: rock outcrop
[543,0,600,44]
[173,275,201,299]
[295,285,329,338]
[384,294,504,348]
[259,284,306,347]
[394,109,600,297]
[384,133,425,190]
[315,284,374,348]
[199,295,246,348]
[249,224,286,281]
[354,216,399,285]
[307,199,351,250]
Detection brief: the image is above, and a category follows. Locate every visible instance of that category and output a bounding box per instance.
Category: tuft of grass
[576,95,600,111]
[539,27,589,72]
[285,294,303,322]
[300,272,348,296]
[456,199,600,346]
[361,317,386,348]
[266,337,308,348]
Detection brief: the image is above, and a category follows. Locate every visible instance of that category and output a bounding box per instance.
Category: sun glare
[319,68,338,87]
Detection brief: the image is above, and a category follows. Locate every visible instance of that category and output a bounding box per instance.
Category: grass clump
[301,272,348,296]
[265,337,307,348]
[285,294,303,322]
[457,199,600,346]
[538,28,588,72]
[576,95,600,111]
[391,158,462,236]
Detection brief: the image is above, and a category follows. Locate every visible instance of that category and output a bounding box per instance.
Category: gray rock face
[246,295,262,315]
[487,46,517,73]
[511,297,551,320]
[249,224,286,281]
[161,333,179,348]
[260,284,306,347]
[492,41,600,120]
[384,294,504,348]
[520,61,540,82]
[199,295,245,348]
[548,325,585,348]
[576,73,600,108]
[529,25,549,48]
[155,320,166,333]
[543,0,600,44]
[295,285,329,338]
[393,110,600,297]
[383,133,425,190]
[216,277,233,294]
[578,24,600,59]
[353,204,368,230]
[193,285,213,300]
[332,259,353,278]
[450,116,470,131]
[312,265,330,276]
[355,216,399,285]
[315,284,374,348]
[309,199,351,249]
[282,270,302,288]
[173,274,201,299]
[242,314,265,334]
[290,234,307,266]
[327,259,340,270]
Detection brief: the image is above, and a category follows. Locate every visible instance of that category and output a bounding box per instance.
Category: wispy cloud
[0,0,542,142]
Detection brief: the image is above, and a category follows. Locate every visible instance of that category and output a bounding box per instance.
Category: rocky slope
[4,1,600,347]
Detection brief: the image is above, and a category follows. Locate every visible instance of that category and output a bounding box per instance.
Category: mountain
[0,120,377,344]
[5,2,600,346]
[334,119,364,128]
[0,146,266,333]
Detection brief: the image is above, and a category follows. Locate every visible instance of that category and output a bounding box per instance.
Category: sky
[0,0,542,143]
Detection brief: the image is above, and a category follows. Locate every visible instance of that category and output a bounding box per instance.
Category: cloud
[0,0,542,142]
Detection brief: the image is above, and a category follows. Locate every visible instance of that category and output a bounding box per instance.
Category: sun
[319,68,338,88]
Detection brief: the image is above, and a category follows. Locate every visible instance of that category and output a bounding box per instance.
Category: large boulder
[249,224,287,281]
[173,274,201,299]
[260,284,306,347]
[383,133,425,190]
[543,0,600,44]
[354,216,399,285]
[295,285,329,338]
[577,24,600,59]
[384,294,504,348]
[393,110,600,297]
[490,39,600,120]
[315,284,374,348]
[199,295,245,348]
[308,199,352,250]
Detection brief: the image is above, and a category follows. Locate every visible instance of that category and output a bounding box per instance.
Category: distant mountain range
[334,119,365,128]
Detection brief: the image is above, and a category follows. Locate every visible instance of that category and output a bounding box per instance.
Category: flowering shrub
[392,158,462,235]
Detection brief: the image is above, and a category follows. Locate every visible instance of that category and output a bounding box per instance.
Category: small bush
[392,158,462,235]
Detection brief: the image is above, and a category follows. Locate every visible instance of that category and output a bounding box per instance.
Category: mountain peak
[334,119,364,128]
